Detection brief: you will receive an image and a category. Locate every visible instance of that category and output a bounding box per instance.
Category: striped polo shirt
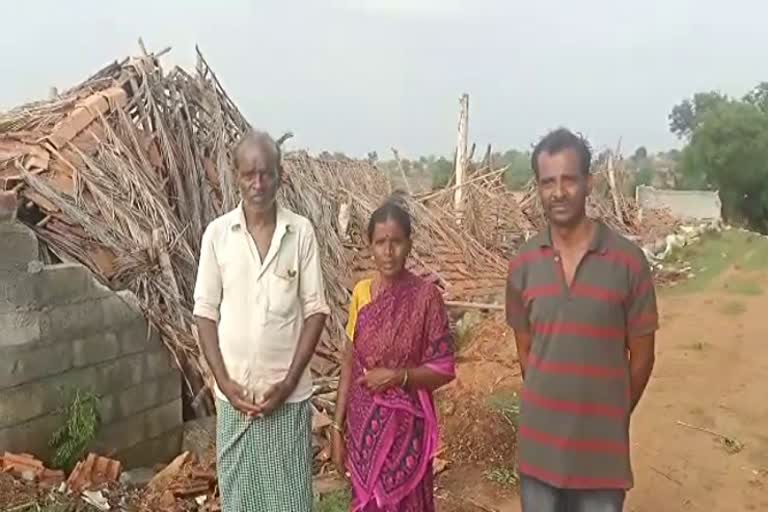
[506,220,659,490]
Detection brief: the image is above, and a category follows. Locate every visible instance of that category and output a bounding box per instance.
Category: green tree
[633,146,648,161]
[681,101,768,232]
[430,157,454,189]
[743,82,768,113]
[634,163,655,187]
[499,149,532,189]
[669,91,730,139]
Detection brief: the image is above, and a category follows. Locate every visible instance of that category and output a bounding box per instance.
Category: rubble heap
[0,44,505,422]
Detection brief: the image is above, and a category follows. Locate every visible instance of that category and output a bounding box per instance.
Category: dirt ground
[435,231,768,511]
[625,264,768,512]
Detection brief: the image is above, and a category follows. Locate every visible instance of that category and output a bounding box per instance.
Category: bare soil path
[626,263,768,511]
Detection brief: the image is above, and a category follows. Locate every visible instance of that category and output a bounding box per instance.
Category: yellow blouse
[346,278,373,342]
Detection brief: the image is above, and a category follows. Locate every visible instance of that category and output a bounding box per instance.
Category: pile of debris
[0,450,218,511]
[0,43,507,418]
[0,42,685,478]
[0,451,125,510]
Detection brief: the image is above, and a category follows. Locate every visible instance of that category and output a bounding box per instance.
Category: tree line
[667,82,768,232]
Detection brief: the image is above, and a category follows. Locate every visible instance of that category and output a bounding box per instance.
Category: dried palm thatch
[418,145,680,263]
[0,44,506,420]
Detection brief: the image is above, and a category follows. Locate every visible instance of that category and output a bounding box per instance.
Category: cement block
[145,349,175,379]
[97,352,146,395]
[0,223,39,271]
[0,365,106,428]
[72,332,120,367]
[117,318,153,356]
[113,428,183,470]
[0,271,37,309]
[35,263,111,305]
[0,340,73,388]
[116,373,181,419]
[101,293,142,328]
[40,299,104,339]
[0,353,146,428]
[144,398,183,439]
[97,393,118,425]
[0,413,62,462]
[0,309,42,347]
[93,411,146,454]
[0,380,51,428]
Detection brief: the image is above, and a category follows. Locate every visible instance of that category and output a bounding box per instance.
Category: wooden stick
[675,420,732,440]
[445,300,504,311]
[651,466,682,486]
[416,167,507,202]
[391,147,413,195]
[675,420,744,453]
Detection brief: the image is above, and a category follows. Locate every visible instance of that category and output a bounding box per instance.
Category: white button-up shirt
[193,203,330,403]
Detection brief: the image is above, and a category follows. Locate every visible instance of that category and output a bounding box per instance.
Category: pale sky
[2,0,765,159]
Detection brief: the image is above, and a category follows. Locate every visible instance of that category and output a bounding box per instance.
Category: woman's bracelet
[401,369,409,388]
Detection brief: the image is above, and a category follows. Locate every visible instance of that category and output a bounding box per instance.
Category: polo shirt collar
[539,219,608,255]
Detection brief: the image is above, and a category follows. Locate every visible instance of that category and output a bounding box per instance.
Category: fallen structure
[0,45,506,426]
[0,44,683,481]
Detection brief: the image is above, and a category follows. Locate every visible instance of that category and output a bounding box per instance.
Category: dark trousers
[520,476,626,512]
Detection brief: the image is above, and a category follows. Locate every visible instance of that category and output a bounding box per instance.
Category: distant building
[636,185,722,222]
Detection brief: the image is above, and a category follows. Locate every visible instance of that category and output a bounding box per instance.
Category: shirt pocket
[219,251,248,292]
[267,240,300,319]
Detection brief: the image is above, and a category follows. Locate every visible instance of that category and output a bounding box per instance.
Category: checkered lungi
[216,398,313,511]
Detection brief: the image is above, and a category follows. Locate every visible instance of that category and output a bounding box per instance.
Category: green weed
[314,489,351,512]
[488,391,520,429]
[484,465,519,488]
[49,388,101,472]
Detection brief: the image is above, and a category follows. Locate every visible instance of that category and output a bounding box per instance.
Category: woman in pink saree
[332,200,456,511]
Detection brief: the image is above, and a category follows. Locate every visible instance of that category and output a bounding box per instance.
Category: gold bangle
[402,369,408,388]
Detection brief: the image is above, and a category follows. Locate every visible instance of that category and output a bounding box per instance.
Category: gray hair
[233,130,282,177]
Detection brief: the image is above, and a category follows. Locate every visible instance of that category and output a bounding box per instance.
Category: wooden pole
[606,152,623,222]
[445,300,504,311]
[454,94,469,222]
[391,148,413,195]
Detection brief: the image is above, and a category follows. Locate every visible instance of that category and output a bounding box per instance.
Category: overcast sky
[2,0,765,159]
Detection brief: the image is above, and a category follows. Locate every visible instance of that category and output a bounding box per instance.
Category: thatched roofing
[0,45,505,413]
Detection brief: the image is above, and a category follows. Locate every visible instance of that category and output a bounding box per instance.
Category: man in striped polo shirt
[506,128,659,511]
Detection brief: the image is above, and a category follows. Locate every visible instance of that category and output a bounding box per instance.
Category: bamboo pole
[445,300,504,311]
[391,148,413,195]
[453,94,469,221]
[606,152,623,222]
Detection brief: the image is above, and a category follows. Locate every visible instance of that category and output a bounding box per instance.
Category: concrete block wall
[0,220,183,469]
[636,185,723,222]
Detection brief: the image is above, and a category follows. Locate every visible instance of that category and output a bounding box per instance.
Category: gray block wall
[0,220,183,469]
[636,185,723,222]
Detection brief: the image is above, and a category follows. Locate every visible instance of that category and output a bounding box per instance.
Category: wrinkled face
[536,148,592,227]
[370,217,411,279]
[236,144,279,210]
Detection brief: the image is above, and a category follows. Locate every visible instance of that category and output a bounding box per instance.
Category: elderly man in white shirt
[193,130,329,512]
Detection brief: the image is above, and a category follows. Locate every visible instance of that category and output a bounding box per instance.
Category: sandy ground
[626,267,768,512]
[436,262,768,511]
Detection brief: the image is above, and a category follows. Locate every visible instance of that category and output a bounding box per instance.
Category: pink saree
[345,271,456,512]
